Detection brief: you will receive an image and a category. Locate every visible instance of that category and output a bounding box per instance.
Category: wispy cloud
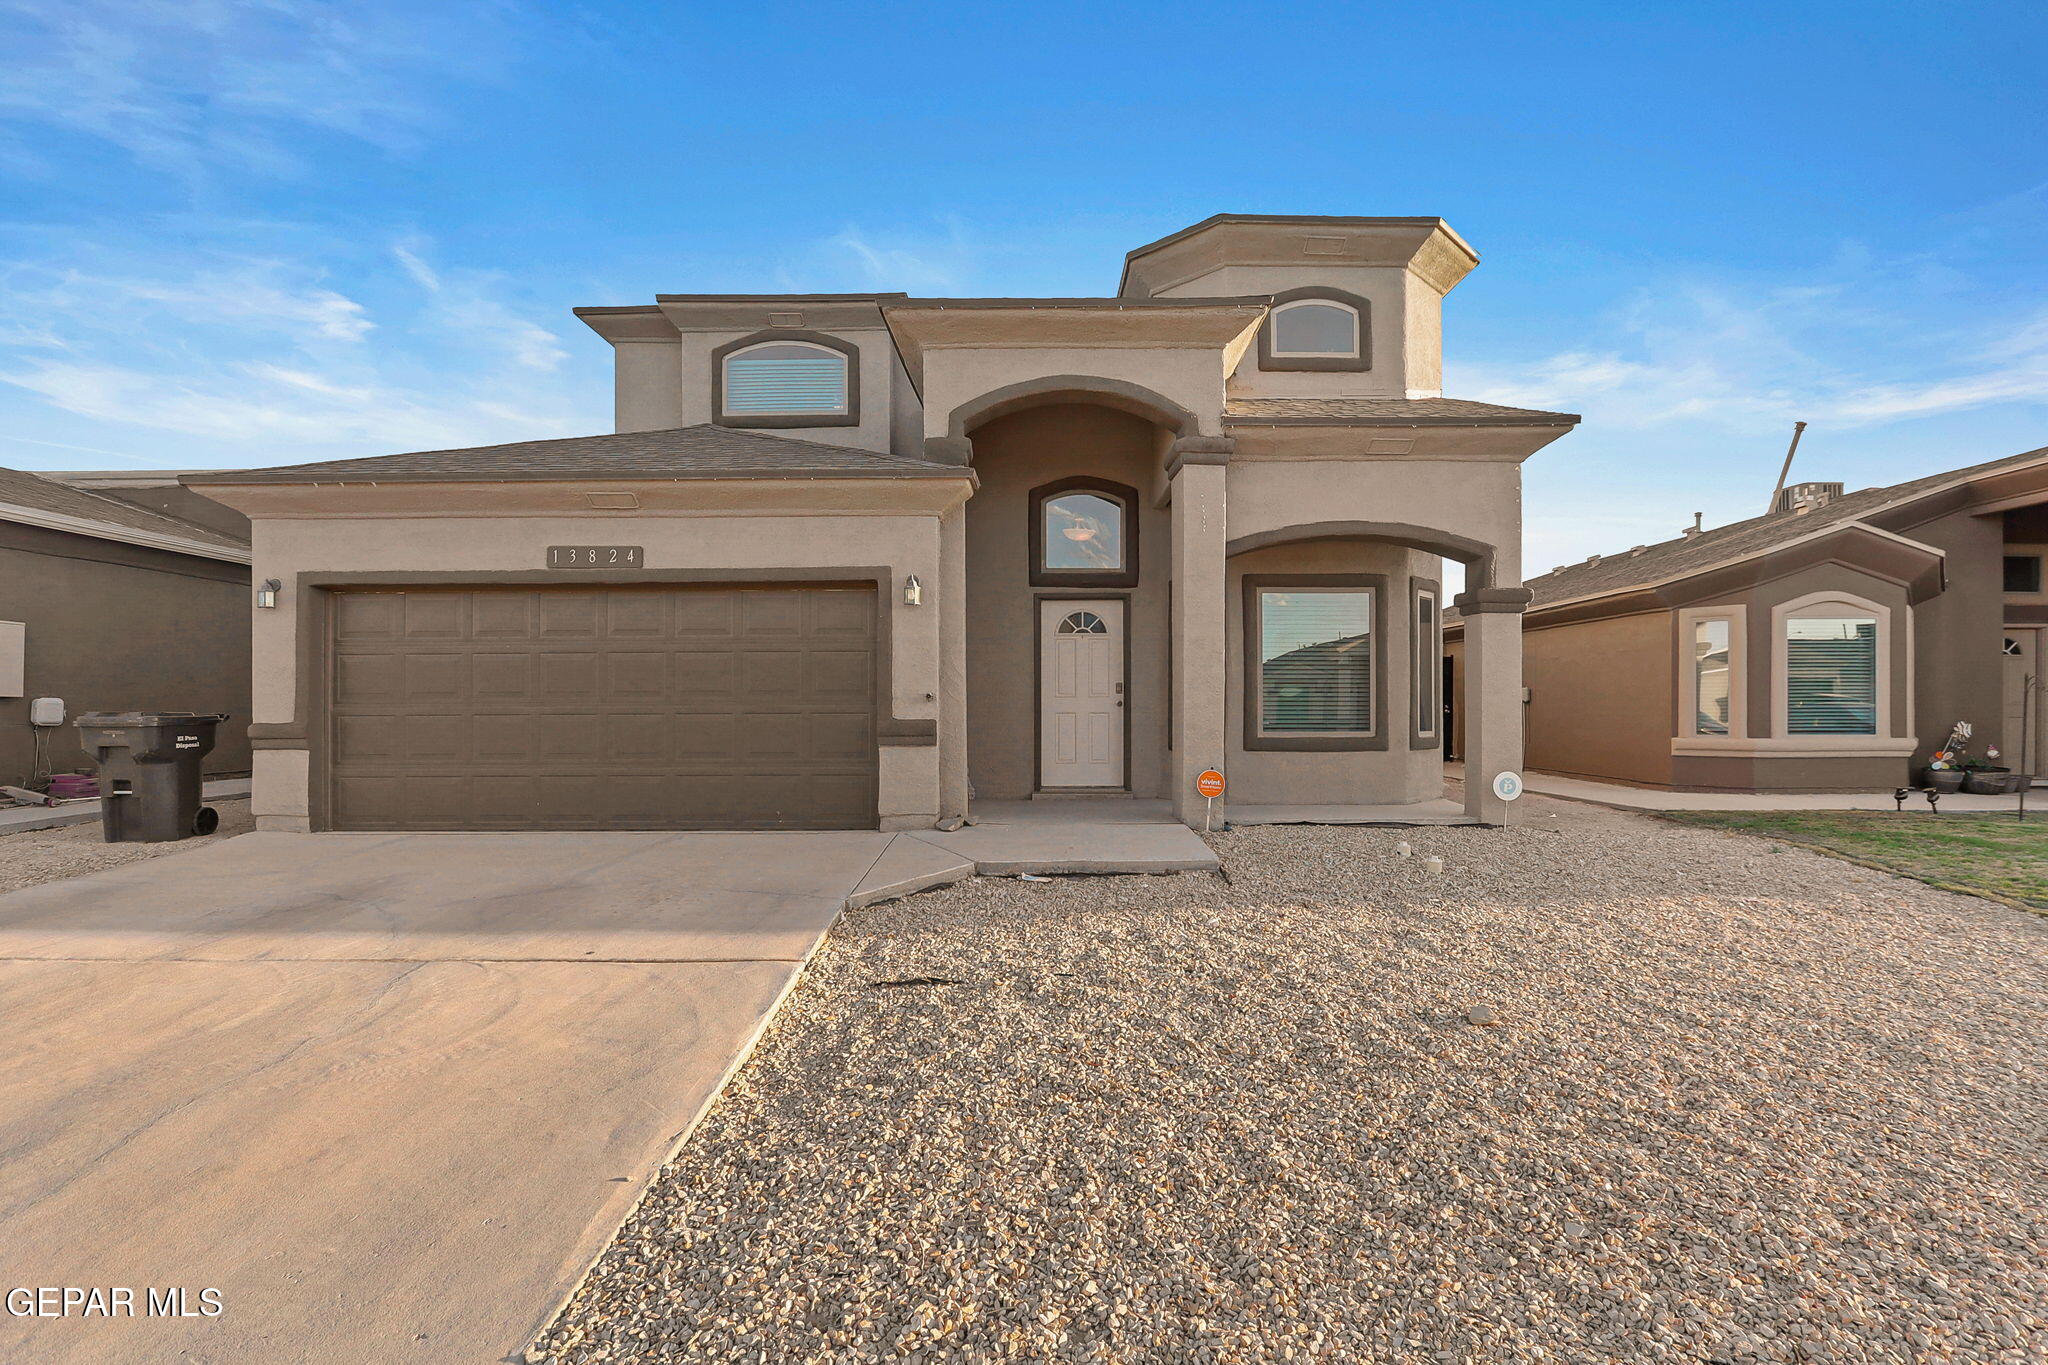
[0,0,519,180]
[0,233,593,465]
[1464,217,2048,436]
[768,221,982,294]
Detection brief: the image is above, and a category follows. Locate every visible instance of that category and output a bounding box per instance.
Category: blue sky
[3,0,2044,574]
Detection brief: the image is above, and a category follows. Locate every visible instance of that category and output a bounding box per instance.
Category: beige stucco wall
[962,404,1169,799]
[922,347,1229,441]
[1225,455,1523,585]
[243,499,951,830]
[1154,263,1444,400]
[614,339,687,432]
[1225,540,1442,805]
[667,327,901,453]
[1519,610,1676,787]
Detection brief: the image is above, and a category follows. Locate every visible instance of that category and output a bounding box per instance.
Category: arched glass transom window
[1043,493,1125,573]
[721,341,848,416]
[1058,610,1108,635]
[1269,300,1359,357]
[1030,478,1138,587]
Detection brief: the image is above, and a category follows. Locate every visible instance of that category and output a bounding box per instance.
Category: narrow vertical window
[1414,586,1439,741]
[1693,618,1732,735]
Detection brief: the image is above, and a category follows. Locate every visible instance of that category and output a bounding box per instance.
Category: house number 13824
[547,545,645,568]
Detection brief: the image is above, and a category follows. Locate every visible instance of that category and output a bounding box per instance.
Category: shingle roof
[1223,397,1580,426]
[1523,444,2048,611]
[0,466,248,551]
[184,425,969,485]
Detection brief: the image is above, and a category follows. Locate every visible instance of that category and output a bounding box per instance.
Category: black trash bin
[74,712,230,842]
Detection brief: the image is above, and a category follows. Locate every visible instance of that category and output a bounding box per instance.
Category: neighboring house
[1445,447,2048,792]
[185,214,1577,834]
[0,467,252,786]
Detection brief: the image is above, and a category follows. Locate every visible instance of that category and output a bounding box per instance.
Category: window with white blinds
[1785,615,1878,735]
[1693,617,1733,735]
[721,342,848,415]
[1258,589,1373,734]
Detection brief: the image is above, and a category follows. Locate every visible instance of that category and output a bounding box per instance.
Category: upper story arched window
[1030,477,1139,588]
[712,330,859,428]
[1258,287,1372,373]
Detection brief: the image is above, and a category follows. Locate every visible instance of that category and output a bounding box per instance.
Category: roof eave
[0,499,251,563]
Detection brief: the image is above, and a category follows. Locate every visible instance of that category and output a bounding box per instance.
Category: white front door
[1040,599,1124,788]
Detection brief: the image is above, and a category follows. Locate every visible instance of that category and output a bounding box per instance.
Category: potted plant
[1922,722,1971,792]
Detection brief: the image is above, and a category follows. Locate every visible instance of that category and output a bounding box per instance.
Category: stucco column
[1170,460,1228,826]
[1456,589,1530,825]
[939,502,969,820]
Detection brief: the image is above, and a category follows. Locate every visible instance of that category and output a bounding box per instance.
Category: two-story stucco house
[187,215,1577,833]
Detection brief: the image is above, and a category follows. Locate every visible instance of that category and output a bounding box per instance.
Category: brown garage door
[325,584,877,830]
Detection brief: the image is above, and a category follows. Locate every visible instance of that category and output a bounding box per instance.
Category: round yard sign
[1196,769,1226,799]
[1491,771,1524,802]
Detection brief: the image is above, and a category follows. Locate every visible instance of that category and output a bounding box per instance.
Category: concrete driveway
[0,830,900,1364]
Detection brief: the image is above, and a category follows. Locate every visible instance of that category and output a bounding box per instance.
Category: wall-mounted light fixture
[903,574,923,606]
[256,578,282,609]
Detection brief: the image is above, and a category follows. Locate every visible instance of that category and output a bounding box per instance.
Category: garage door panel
[674,591,738,638]
[472,713,537,763]
[806,650,873,700]
[673,713,737,761]
[472,653,532,701]
[472,776,539,823]
[334,592,405,639]
[404,654,467,702]
[332,715,397,761]
[539,593,601,637]
[740,591,803,636]
[605,593,670,638]
[809,713,873,761]
[403,593,467,638]
[472,592,534,638]
[672,652,736,698]
[539,653,600,699]
[329,585,876,830]
[604,714,668,764]
[605,652,668,702]
[538,714,602,760]
[808,590,873,637]
[401,714,468,763]
[333,654,404,706]
[740,651,801,696]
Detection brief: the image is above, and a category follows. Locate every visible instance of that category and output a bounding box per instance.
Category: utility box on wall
[0,621,22,698]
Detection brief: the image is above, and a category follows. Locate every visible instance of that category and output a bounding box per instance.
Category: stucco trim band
[948,374,1198,441]
[1228,520,1501,593]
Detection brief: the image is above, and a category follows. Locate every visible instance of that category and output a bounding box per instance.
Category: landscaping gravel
[541,802,2048,1364]
[0,800,253,894]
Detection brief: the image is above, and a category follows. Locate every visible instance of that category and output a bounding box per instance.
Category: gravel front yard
[543,801,2047,1365]
[0,800,254,894]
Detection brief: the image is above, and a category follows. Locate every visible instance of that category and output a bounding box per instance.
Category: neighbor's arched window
[1259,288,1372,372]
[713,332,858,427]
[1030,477,1139,588]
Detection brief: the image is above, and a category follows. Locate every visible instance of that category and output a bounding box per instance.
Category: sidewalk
[1505,767,2033,814]
[0,779,252,836]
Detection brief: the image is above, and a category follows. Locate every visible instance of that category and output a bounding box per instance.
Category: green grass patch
[1661,810,2048,911]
